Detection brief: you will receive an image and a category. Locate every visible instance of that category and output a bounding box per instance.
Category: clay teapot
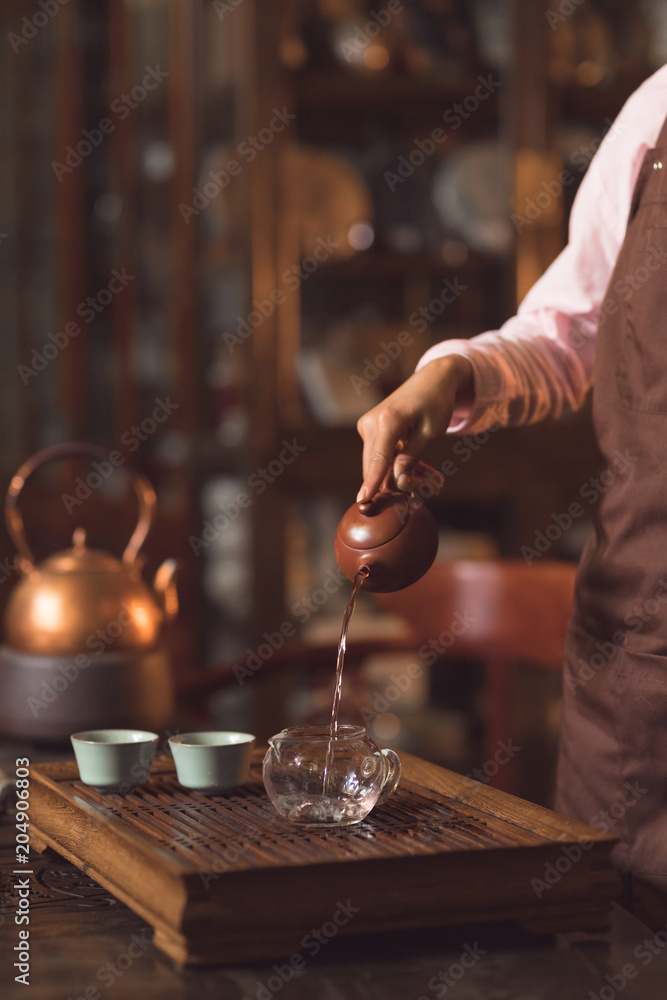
[0,442,178,740]
[335,468,441,593]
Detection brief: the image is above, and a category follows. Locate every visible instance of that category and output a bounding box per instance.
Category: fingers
[357,421,430,502]
[392,452,421,493]
[355,356,471,501]
[357,439,398,502]
[357,408,416,501]
[392,455,445,495]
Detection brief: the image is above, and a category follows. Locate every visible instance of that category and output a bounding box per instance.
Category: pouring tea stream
[263,467,442,825]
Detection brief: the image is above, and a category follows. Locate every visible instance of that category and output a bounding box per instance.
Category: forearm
[417,312,594,435]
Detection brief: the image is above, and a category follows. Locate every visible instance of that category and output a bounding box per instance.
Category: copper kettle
[0,442,178,740]
[335,469,441,593]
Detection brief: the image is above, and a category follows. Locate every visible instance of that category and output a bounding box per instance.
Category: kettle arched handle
[5,441,156,569]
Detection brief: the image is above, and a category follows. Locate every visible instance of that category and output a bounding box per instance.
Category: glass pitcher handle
[377,748,401,804]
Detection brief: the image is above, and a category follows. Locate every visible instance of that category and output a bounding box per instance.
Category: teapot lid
[336,492,411,550]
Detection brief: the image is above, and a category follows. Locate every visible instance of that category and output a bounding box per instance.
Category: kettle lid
[336,492,411,550]
[43,528,126,574]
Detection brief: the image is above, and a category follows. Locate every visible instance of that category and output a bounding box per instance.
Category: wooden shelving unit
[0,0,661,726]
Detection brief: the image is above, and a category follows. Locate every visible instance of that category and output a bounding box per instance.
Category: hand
[356,354,474,502]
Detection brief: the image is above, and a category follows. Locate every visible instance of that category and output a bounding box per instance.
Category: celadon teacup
[168,731,255,793]
[71,729,159,793]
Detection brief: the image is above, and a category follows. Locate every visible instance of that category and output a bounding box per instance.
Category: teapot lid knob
[336,491,410,550]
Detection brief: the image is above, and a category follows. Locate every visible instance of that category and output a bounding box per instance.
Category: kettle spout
[153,559,179,622]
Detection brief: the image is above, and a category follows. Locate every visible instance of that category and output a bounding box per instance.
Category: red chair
[372,559,577,795]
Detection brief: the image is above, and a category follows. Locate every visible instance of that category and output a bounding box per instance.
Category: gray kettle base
[0,644,175,741]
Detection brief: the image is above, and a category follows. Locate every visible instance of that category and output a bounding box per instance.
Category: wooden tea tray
[29,750,621,966]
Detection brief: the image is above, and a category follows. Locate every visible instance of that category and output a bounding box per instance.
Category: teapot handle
[376,461,445,499]
[5,441,156,569]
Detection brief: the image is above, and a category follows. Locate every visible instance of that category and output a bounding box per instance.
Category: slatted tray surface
[74,768,508,865]
[29,751,622,965]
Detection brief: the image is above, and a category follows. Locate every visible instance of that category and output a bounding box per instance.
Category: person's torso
[574,119,667,654]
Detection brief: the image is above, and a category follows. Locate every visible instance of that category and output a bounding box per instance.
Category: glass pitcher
[263,724,401,827]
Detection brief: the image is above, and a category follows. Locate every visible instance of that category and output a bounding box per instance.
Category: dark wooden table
[3,740,667,1000]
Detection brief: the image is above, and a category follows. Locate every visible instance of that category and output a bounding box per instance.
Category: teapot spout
[153,559,179,622]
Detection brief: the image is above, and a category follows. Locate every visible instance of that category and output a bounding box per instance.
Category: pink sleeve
[416,66,667,434]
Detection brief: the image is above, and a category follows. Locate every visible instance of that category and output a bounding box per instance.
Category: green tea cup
[70,729,159,793]
[168,731,255,793]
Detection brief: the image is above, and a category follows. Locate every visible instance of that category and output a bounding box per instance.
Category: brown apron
[555,112,667,911]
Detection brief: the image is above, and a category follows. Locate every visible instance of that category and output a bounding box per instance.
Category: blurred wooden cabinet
[0,0,661,676]
[245,0,659,635]
[0,0,249,670]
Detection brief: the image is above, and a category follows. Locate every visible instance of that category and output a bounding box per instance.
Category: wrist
[426,354,474,403]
